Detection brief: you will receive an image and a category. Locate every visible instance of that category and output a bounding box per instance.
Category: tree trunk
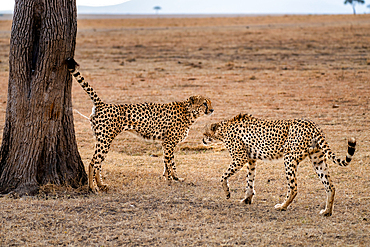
[0,0,87,196]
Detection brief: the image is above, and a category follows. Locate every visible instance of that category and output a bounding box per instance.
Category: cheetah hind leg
[222,179,231,199]
[95,165,109,192]
[89,143,110,192]
[310,149,335,216]
[88,163,99,193]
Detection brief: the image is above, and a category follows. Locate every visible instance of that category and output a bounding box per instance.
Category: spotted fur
[66,58,214,192]
[203,113,356,216]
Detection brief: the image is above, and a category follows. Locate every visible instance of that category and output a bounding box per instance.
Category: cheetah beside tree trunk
[66,58,214,192]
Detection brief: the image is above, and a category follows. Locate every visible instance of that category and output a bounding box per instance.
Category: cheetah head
[202,122,223,145]
[188,95,214,116]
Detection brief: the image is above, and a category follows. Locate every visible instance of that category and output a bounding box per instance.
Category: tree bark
[0,0,87,196]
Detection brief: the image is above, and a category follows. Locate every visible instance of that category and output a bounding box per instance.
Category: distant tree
[153,6,161,14]
[344,0,365,15]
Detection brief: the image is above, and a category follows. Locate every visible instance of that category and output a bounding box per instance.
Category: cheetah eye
[203,102,207,107]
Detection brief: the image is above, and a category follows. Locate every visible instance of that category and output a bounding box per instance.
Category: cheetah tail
[321,137,356,167]
[66,58,104,106]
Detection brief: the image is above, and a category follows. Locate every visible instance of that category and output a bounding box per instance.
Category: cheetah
[66,58,214,192]
[203,113,356,216]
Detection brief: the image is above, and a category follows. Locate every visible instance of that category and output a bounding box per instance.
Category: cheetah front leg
[162,141,184,182]
[241,159,257,204]
[275,156,298,211]
[310,150,335,216]
[221,160,244,199]
[169,158,184,182]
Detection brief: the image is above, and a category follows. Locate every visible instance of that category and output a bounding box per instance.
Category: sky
[0,0,369,14]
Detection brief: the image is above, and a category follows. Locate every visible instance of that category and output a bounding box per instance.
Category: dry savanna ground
[0,14,370,246]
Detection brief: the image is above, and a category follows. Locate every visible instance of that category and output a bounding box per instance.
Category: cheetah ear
[189,96,198,104]
[210,123,219,131]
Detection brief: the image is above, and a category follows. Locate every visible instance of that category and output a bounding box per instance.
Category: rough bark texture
[0,0,87,196]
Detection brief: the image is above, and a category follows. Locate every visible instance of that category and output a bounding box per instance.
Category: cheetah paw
[319,209,332,216]
[240,197,252,204]
[274,203,287,211]
[88,186,99,194]
[98,184,109,192]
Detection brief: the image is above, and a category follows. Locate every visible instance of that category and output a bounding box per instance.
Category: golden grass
[1,14,370,245]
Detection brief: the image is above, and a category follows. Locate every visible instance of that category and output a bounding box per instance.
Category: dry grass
[1,14,370,246]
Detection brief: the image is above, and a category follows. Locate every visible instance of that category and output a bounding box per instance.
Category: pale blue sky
[1,0,369,14]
